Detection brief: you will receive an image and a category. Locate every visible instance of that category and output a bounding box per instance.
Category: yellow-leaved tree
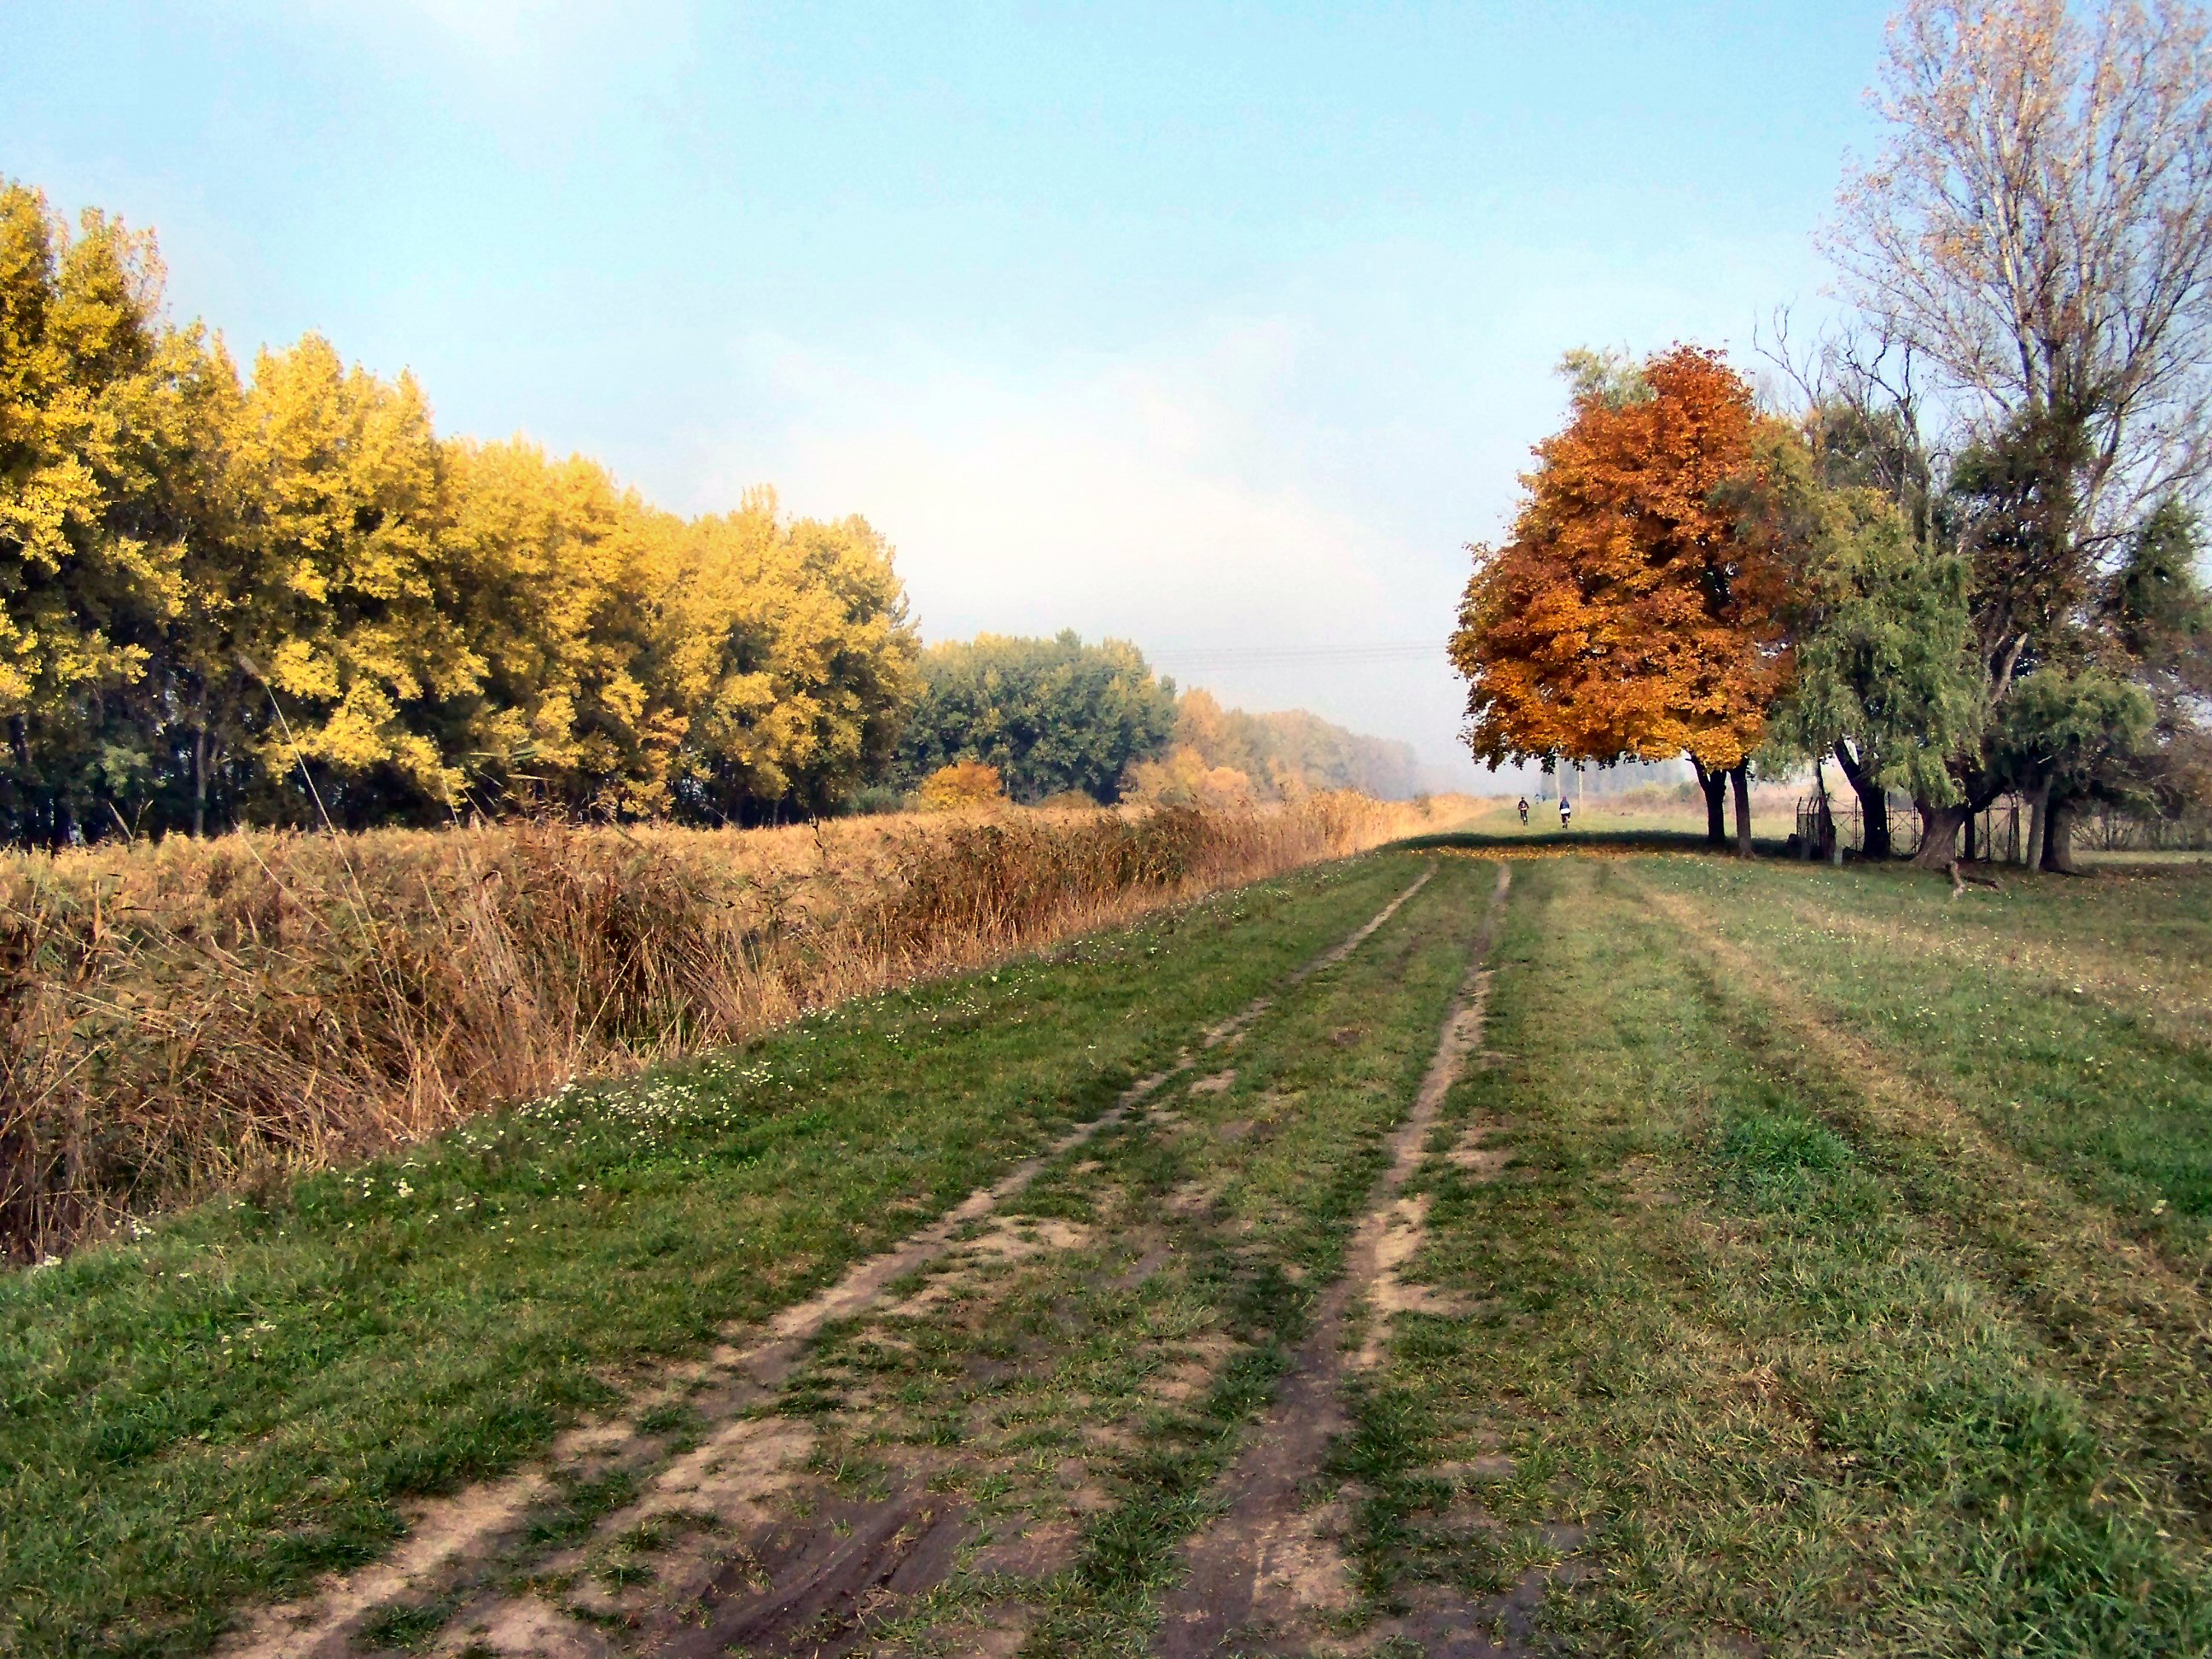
[226,335,480,822]
[664,491,917,823]
[0,175,923,840]
[445,439,688,816]
[0,183,195,841]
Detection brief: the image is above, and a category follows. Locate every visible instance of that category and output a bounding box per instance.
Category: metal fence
[1965,799,2024,864]
[2082,808,2212,853]
[1792,795,1925,860]
[1794,793,2210,862]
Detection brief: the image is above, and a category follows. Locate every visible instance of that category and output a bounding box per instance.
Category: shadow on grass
[1390,828,1790,858]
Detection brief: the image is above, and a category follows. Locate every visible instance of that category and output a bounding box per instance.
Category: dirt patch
[1162,1179,1220,1219]
[1155,1331,1238,1406]
[1110,1236,1175,1290]
[1363,1554,1592,1658]
[221,1469,550,1659]
[901,1618,1031,1657]
[1435,1453,1518,1483]
[1157,865,1511,1657]
[445,1597,615,1659]
[656,1482,970,1658]
[1447,1121,1512,1180]
[1190,1068,1237,1097]
[891,1214,1093,1313]
[1356,1194,1468,1368]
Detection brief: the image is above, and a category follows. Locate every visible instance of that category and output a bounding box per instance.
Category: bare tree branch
[1826,0,2212,550]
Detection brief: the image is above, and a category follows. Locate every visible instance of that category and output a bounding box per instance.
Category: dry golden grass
[0,795,1458,1259]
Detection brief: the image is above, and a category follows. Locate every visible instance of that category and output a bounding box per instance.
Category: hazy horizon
[2,2,1895,788]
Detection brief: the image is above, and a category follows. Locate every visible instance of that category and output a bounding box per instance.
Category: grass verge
[1347,853,2212,1655]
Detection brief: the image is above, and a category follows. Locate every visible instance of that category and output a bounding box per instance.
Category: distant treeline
[1,181,1417,846]
[1132,689,1423,805]
[892,633,1422,806]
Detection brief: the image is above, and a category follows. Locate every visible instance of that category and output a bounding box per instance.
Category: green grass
[750,853,1498,1656]
[1352,852,2212,1656]
[13,838,2212,1657]
[0,853,1420,1658]
[1634,857,2212,1257]
[1028,856,1492,1655]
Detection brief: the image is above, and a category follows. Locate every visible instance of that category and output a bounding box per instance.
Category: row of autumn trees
[2,175,1420,844]
[2,181,913,840]
[1454,0,2212,870]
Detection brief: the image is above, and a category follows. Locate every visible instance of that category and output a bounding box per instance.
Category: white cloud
[677,213,1837,794]
[691,322,1490,783]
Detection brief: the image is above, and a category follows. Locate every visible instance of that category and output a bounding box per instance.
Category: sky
[2,1,1897,789]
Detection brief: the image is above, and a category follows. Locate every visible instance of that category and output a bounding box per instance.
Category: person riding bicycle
[1559,795,1574,829]
[1516,795,1528,825]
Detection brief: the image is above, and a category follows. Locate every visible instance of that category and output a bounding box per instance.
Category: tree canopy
[893,631,1177,804]
[1451,345,1794,847]
[1753,420,1988,853]
[0,181,917,841]
[1801,0,2212,865]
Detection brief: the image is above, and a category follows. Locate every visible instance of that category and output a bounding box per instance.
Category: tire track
[1626,871,2212,1531]
[219,865,1436,1659]
[1155,864,1510,1659]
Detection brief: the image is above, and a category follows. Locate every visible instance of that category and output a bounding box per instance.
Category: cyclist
[1516,795,1528,825]
[1559,795,1574,830]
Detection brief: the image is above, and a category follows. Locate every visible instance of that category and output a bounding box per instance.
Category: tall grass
[0,795,1448,1260]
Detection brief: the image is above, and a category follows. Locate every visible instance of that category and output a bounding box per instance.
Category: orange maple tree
[1449,346,1794,847]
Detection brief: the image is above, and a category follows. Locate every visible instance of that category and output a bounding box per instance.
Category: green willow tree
[1753,428,1987,858]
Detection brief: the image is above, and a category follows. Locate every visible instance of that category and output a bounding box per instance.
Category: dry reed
[0,795,1450,1260]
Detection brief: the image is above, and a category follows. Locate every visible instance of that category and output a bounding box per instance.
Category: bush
[917,761,1006,811]
[844,785,911,816]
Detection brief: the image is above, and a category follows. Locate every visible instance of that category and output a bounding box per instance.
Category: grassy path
[9,841,2212,1656]
[1,854,1427,1657]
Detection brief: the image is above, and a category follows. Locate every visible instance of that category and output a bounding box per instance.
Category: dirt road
[218,856,1546,1658]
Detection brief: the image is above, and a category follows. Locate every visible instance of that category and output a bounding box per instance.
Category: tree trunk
[1731,765,1753,857]
[1833,743,1891,859]
[1911,800,1966,869]
[1692,759,1726,847]
[5,713,31,849]
[2025,781,2050,870]
[192,721,210,840]
[2041,796,2080,873]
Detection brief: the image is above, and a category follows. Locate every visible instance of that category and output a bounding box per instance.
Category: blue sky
[3,2,1895,786]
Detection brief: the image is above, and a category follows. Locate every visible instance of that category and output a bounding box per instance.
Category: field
[3,834,2209,1656]
[0,795,1452,1262]
[1452,787,1805,847]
